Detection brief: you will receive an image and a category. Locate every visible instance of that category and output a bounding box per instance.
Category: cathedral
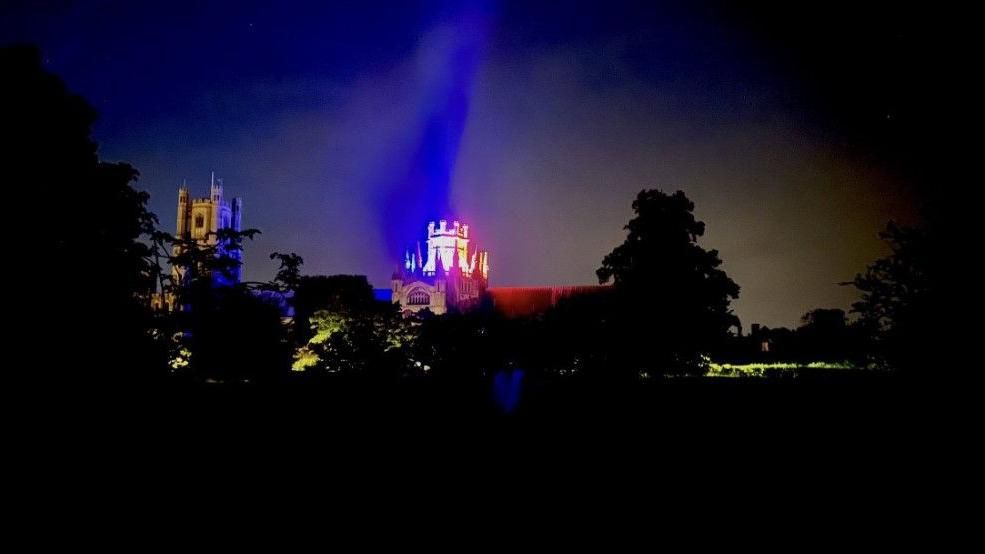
[391,219,490,315]
[390,218,609,317]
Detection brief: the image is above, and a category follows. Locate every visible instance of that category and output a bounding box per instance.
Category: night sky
[3,0,935,327]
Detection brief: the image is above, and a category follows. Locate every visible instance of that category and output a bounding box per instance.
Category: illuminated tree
[291,275,377,345]
[293,303,417,380]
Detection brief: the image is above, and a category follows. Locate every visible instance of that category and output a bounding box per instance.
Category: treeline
[5,44,940,393]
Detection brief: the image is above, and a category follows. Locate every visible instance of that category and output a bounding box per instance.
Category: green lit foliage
[291,346,320,372]
[707,361,858,378]
[291,275,377,346]
[169,345,192,370]
[309,310,347,344]
[293,303,418,380]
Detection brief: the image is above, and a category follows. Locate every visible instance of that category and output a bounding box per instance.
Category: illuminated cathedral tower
[173,172,243,286]
[391,219,489,315]
[151,173,243,311]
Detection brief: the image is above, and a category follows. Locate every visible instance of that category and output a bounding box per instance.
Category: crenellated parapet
[392,218,490,315]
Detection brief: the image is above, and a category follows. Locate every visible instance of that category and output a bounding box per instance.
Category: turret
[210,171,223,203]
[176,183,190,237]
[390,264,403,304]
[435,250,445,275]
[392,217,489,315]
[231,197,243,232]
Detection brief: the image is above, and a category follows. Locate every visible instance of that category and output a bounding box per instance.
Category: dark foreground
[19,371,976,513]
[42,371,972,445]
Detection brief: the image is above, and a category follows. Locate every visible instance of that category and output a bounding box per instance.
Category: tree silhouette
[597,189,740,376]
[796,309,864,363]
[4,45,164,384]
[148,230,307,382]
[178,285,291,384]
[149,226,260,311]
[849,222,935,373]
[268,252,304,293]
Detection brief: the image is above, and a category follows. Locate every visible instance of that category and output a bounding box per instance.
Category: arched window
[195,215,205,228]
[408,289,431,305]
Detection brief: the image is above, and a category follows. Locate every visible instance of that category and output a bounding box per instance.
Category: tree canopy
[597,189,740,375]
[849,222,936,373]
[4,45,163,383]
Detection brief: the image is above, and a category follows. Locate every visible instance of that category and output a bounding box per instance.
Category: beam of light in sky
[380,4,492,259]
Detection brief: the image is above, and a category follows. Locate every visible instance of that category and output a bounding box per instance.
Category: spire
[416,241,423,271]
[210,171,223,203]
[435,250,445,275]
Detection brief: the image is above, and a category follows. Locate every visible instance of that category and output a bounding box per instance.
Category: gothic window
[408,289,431,305]
[195,215,205,229]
